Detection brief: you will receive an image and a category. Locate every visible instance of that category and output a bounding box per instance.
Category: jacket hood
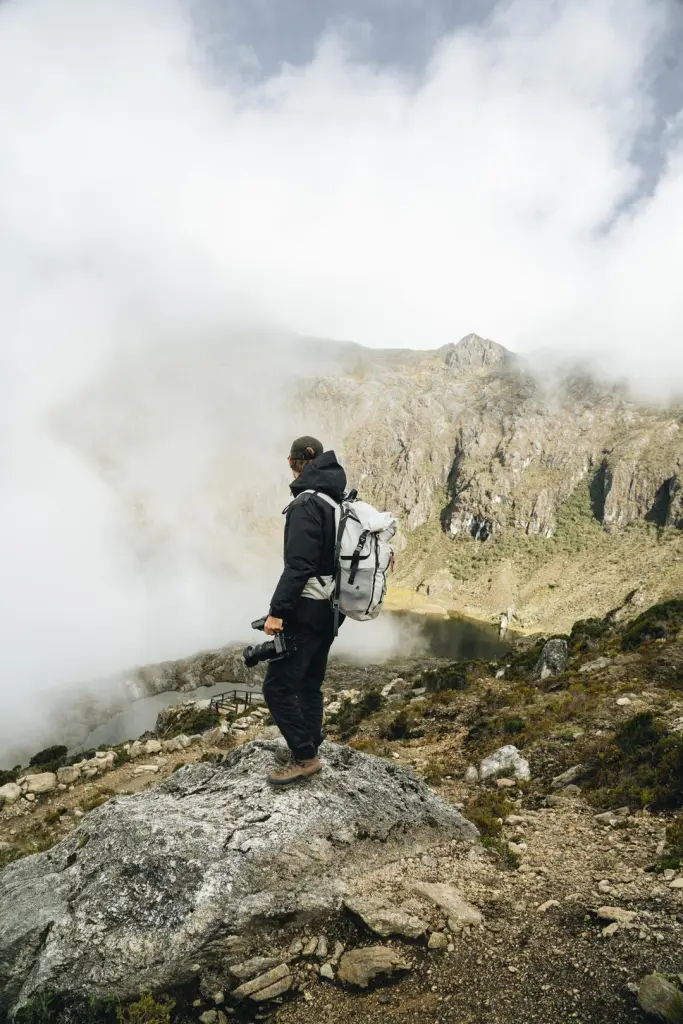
[290,450,347,502]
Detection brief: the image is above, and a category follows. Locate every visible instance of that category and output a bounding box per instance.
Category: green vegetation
[582,711,683,810]
[464,791,513,839]
[166,706,220,738]
[380,708,423,741]
[0,822,62,871]
[331,689,384,739]
[666,814,683,864]
[25,745,69,776]
[0,766,20,786]
[622,599,683,650]
[117,994,175,1024]
[422,661,470,693]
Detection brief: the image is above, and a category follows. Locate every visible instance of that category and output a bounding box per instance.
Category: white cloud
[0,0,681,758]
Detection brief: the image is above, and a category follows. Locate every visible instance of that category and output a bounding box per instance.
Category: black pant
[263,602,336,761]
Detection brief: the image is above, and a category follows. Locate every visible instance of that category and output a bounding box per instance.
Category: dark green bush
[0,767,19,786]
[423,661,470,693]
[380,708,422,741]
[334,689,384,739]
[166,707,219,738]
[622,600,683,650]
[29,745,68,771]
[582,711,683,810]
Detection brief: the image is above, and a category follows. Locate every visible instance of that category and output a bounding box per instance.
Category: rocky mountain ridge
[300,333,683,630]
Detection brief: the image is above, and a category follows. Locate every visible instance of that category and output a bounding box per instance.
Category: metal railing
[209,689,264,714]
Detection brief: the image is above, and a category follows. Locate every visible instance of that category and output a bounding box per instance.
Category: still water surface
[77,612,507,752]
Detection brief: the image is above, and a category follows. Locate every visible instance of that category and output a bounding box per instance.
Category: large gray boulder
[0,741,476,1015]
[534,638,569,680]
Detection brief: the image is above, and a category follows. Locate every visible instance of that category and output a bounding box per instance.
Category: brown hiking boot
[267,757,322,787]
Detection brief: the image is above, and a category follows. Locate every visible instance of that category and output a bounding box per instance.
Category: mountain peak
[438,333,512,372]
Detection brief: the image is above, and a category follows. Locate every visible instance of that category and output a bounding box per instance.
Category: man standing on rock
[261,436,346,787]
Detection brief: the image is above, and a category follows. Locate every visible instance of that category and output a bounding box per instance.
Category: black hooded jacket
[269,451,347,626]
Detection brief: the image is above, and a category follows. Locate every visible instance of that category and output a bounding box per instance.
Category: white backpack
[298,489,398,629]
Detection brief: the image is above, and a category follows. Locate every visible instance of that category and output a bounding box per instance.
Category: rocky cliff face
[304,334,683,542]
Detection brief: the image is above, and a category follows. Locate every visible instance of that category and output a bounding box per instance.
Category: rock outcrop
[0,741,476,1015]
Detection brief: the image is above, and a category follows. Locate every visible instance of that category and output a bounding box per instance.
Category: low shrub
[334,689,384,739]
[30,744,68,767]
[166,707,220,738]
[422,662,470,693]
[582,711,683,810]
[464,791,513,839]
[117,994,175,1024]
[380,708,423,741]
[622,600,683,650]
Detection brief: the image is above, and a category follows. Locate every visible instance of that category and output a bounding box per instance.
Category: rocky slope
[299,333,683,631]
[1,598,683,1023]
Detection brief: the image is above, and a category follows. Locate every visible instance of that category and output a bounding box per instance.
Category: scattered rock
[232,964,292,1002]
[551,765,585,790]
[337,946,411,988]
[144,739,162,755]
[320,962,335,981]
[579,657,612,674]
[479,745,530,783]
[413,882,483,929]
[602,922,620,938]
[616,697,632,707]
[315,935,328,959]
[597,906,637,925]
[230,957,281,982]
[464,766,479,785]
[57,766,81,786]
[133,764,160,775]
[302,937,319,957]
[25,773,57,795]
[428,932,449,951]
[638,974,683,1023]
[536,900,560,913]
[670,879,683,890]
[534,639,568,680]
[496,778,517,790]
[0,783,21,805]
[345,900,429,939]
[288,938,304,956]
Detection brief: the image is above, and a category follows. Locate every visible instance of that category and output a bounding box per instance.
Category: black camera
[243,616,297,669]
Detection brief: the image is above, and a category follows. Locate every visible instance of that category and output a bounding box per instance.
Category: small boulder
[337,946,410,988]
[345,899,428,939]
[464,766,479,785]
[0,782,22,805]
[479,745,530,783]
[428,932,449,951]
[638,974,683,1023]
[232,964,292,1002]
[128,741,144,759]
[597,906,637,926]
[144,740,162,755]
[413,882,483,929]
[26,773,57,795]
[57,766,81,786]
[551,764,584,790]
[534,639,568,681]
[320,962,335,981]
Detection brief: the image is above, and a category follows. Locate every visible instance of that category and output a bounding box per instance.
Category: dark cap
[289,435,324,461]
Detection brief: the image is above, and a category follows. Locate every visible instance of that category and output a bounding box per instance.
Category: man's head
[288,435,323,477]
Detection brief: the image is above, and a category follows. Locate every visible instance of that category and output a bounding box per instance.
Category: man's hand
[264,615,284,636]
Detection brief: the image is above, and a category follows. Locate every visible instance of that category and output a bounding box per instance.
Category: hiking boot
[267,757,322,787]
